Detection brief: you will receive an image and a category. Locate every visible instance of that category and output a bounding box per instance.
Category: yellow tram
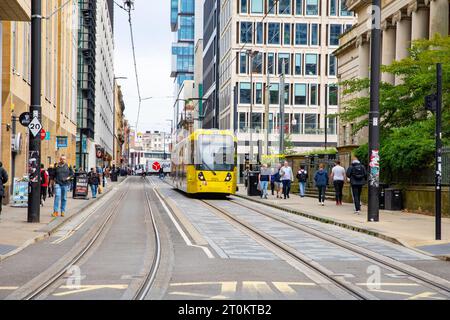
[170,129,237,195]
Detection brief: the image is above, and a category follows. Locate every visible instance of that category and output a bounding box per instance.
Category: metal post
[368,0,381,222]
[249,52,254,168]
[264,73,270,155]
[324,101,328,150]
[435,63,442,240]
[28,0,42,223]
[279,59,286,157]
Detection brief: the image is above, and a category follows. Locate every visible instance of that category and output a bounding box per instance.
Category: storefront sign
[57,136,68,148]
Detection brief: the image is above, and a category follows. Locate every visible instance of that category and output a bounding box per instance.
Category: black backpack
[353,164,365,180]
[297,171,307,182]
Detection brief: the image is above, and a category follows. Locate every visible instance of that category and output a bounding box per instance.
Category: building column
[357,35,370,79]
[393,11,412,84]
[381,20,396,84]
[428,0,449,37]
[408,1,430,40]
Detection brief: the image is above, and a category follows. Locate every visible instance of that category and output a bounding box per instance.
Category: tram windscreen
[195,135,235,172]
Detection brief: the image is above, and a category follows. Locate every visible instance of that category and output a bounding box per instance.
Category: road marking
[273,282,316,297]
[169,291,212,298]
[210,282,238,299]
[356,283,420,287]
[407,292,446,300]
[152,183,214,259]
[53,284,128,297]
[0,286,19,290]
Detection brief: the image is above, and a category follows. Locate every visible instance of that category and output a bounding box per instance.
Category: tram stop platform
[235,184,450,261]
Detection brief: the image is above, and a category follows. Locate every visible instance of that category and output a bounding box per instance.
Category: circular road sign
[152,162,161,171]
[19,112,32,127]
[40,129,46,141]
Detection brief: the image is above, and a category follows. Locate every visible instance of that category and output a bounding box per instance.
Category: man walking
[296,166,308,198]
[0,162,8,216]
[280,161,293,199]
[346,157,367,214]
[258,164,271,199]
[331,160,346,205]
[88,168,100,199]
[53,155,73,218]
[314,164,329,206]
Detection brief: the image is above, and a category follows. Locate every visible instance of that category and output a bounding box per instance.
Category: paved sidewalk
[236,185,450,259]
[0,177,127,260]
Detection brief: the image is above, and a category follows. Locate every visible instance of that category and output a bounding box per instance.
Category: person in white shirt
[280,161,293,199]
[330,160,346,205]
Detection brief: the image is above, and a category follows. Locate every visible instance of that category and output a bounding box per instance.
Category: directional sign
[152,161,161,171]
[19,112,32,127]
[28,117,42,137]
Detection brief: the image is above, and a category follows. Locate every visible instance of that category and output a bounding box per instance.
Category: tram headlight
[225,173,232,182]
[198,172,206,181]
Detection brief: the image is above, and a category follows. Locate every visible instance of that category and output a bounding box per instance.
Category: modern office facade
[335,0,449,148]
[216,0,355,163]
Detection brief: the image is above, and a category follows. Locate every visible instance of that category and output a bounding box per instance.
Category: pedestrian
[346,157,367,215]
[314,164,329,206]
[296,166,308,198]
[0,162,9,216]
[280,161,293,199]
[272,163,282,198]
[270,167,276,196]
[53,155,74,218]
[259,164,271,199]
[40,164,49,206]
[331,160,346,206]
[48,164,56,197]
[159,166,165,180]
[88,168,100,199]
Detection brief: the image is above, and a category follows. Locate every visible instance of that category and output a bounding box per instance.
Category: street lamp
[246,49,259,168]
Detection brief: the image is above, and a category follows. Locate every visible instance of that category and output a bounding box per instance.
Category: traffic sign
[28,117,42,137]
[19,112,32,127]
[152,161,161,171]
[40,129,46,141]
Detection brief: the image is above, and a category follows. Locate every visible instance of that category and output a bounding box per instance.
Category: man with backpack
[296,166,308,198]
[346,157,367,215]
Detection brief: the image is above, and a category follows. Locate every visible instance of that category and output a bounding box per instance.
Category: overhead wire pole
[28,0,42,223]
[279,59,286,157]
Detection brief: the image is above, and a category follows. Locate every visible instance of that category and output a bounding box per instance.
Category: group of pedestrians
[257,157,367,214]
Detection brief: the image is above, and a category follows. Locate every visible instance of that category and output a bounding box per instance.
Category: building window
[283,84,290,104]
[305,114,318,133]
[284,23,291,45]
[268,53,275,74]
[239,112,247,131]
[252,52,263,73]
[240,52,247,74]
[256,22,263,44]
[328,84,338,105]
[310,23,319,46]
[329,0,337,16]
[268,23,280,44]
[267,0,276,14]
[329,24,342,46]
[340,0,352,16]
[328,54,337,76]
[256,83,263,104]
[305,0,319,15]
[328,117,337,135]
[294,84,307,105]
[269,83,279,104]
[295,53,302,75]
[305,54,318,76]
[240,0,248,13]
[251,113,262,131]
[279,0,291,14]
[292,114,302,134]
[295,0,303,15]
[240,82,251,104]
[310,84,319,105]
[344,24,353,32]
[295,23,308,45]
[278,53,290,75]
[240,22,253,43]
[251,0,264,13]
[269,113,274,133]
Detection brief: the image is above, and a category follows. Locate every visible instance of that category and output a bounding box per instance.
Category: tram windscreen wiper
[202,159,217,176]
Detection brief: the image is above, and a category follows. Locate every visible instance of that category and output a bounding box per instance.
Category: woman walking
[259,164,271,199]
[314,164,329,206]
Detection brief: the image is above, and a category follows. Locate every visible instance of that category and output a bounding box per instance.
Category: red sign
[152,162,161,171]
[40,129,46,141]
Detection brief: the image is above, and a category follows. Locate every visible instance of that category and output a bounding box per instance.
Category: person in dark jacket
[272,163,282,198]
[53,155,73,218]
[88,168,100,198]
[346,157,367,214]
[314,164,329,206]
[296,166,308,198]
[0,162,8,215]
[40,164,49,206]
[47,164,56,198]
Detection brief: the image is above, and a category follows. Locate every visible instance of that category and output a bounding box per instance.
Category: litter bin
[385,189,402,211]
[379,184,389,210]
[247,171,261,196]
[111,171,118,182]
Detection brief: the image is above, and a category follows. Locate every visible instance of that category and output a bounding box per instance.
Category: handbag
[98,185,103,194]
[257,182,262,191]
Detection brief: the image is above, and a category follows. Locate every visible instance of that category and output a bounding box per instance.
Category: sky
[114,1,174,134]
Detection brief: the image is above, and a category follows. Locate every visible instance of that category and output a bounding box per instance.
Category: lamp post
[247,49,259,168]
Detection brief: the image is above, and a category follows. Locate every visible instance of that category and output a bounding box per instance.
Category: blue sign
[57,136,68,148]
[45,132,51,140]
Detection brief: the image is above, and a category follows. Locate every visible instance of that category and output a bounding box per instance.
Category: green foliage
[340,35,450,172]
[284,134,296,155]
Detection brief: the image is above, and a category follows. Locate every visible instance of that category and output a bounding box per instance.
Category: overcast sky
[114,1,174,134]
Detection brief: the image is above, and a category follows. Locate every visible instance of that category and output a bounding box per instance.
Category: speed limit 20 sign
[28,117,43,137]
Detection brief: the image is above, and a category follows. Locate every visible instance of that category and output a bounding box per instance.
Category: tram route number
[178,304,272,318]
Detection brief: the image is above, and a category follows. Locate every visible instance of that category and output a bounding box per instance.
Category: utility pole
[264,73,270,156]
[368,0,381,222]
[435,63,442,240]
[28,0,42,223]
[279,59,286,157]
[248,50,255,169]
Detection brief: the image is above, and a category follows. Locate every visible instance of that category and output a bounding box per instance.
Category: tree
[284,134,295,156]
[340,35,450,173]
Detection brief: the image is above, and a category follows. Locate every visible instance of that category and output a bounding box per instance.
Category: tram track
[200,198,450,300]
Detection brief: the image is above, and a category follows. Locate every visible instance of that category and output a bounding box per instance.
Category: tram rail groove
[200,199,374,300]
[225,198,450,297]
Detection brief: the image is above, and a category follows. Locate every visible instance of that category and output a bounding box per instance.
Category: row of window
[239,22,352,46]
[238,82,338,106]
[239,52,337,77]
[239,0,352,17]
[238,112,337,135]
